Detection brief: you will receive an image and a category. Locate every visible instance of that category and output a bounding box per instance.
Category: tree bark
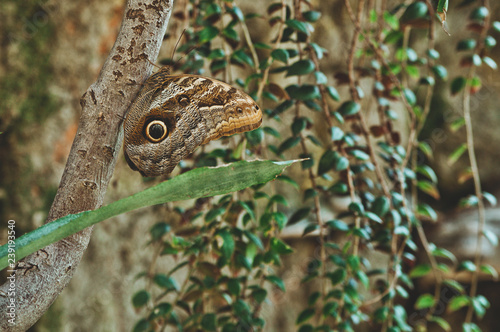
[0,0,173,330]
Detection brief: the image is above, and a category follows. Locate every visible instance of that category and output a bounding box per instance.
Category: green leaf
[326,86,340,101]
[451,77,467,95]
[365,212,383,224]
[403,88,416,106]
[325,220,349,231]
[232,49,254,67]
[483,229,498,247]
[286,84,321,100]
[287,59,315,76]
[296,308,316,324]
[458,260,476,272]
[265,275,286,291]
[349,202,365,214]
[218,229,235,258]
[417,180,440,199]
[331,127,344,141]
[251,288,267,304]
[303,223,319,236]
[150,222,171,241]
[338,101,361,116]
[480,264,499,279]
[409,264,431,278]
[154,274,179,291]
[278,136,301,154]
[292,117,307,136]
[271,49,289,64]
[285,19,310,35]
[432,65,448,80]
[198,26,219,43]
[372,196,390,217]
[133,319,151,332]
[449,295,470,311]
[483,56,498,70]
[318,150,336,175]
[289,207,312,225]
[417,203,437,221]
[470,6,489,21]
[328,268,347,285]
[0,160,299,270]
[201,313,217,331]
[457,39,477,51]
[303,10,321,22]
[271,238,293,254]
[415,293,435,309]
[447,143,467,166]
[483,191,497,206]
[132,290,150,308]
[400,2,428,24]
[429,316,451,332]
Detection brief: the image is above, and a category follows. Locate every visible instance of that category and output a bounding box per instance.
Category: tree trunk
[0,0,173,330]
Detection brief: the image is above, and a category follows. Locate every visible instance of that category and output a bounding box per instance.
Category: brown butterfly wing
[123,71,262,177]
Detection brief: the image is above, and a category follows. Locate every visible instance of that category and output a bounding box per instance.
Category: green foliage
[129,0,498,331]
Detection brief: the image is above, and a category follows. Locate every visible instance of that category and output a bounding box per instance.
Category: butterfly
[123,65,262,177]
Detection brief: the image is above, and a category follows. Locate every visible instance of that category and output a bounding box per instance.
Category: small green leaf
[285,19,310,35]
[286,84,321,100]
[232,49,254,67]
[303,10,321,22]
[331,127,344,141]
[314,71,328,84]
[417,203,437,221]
[372,196,390,217]
[432,65,448,80]
[415,293,435,309]
[483,192,497,206]
[480,264,499,279]
[328,268,347,285]
[365,211,383,223]
[483,56,498,70]
[318,150,336,175]
[154,274,179,291]
[349,202,365,214]
[132,290,150,308]
[417,180,440,199]
[296,308,316,324]
[326,220,349,231]
[483,229,498,247]
[201,313,217,331]
[265,275,285,291]
[338,101,361,116]
[326,86,340,101]
[198,26,219,43]
[458,260,476,272]
[451,77,467,95]
[400,2,428,24]
[303,223,319,236]
[289,207,312,225]
[271,238,293,254]
[133,319,150,332]
[278,136,301,154]
[429,316,451,332]
[218,229,235,259]
[287,59,315,76]
[469,6,489,21]
[409,264,431,278]
[447,143,467,166]
[271,49,289,64]
[449,295,470,311]
[456,39,477,51]
[251,288,267,303]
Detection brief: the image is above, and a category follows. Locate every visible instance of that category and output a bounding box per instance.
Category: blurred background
[1,0,500,331]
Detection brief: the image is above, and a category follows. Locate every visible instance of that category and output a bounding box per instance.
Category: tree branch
[0,0,173,330]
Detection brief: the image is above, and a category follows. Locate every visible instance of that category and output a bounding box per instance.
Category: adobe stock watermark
[6,219,17,326]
